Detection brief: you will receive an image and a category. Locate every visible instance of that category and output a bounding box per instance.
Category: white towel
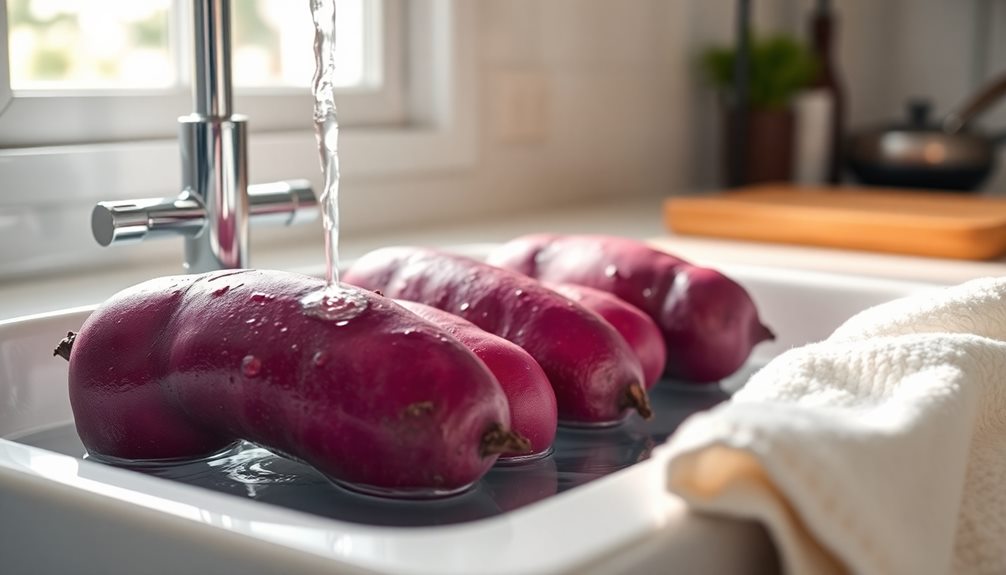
[659,277,1006,575]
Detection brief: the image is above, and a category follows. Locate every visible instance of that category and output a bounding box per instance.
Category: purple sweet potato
[488,234,774,383]
[396,300,557,460]
[549,283,666,389]
[343,247,651,426]
[59,269,527,497]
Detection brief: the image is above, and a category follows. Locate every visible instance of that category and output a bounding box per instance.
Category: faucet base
[179,114,249,273]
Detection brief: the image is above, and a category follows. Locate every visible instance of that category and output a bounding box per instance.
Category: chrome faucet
[90,0,317,273]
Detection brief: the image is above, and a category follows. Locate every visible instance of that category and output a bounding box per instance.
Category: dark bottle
[810,0,845,184]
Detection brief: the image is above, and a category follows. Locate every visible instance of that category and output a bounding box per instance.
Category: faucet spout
[193,0,234,119]
[182,0,247,272]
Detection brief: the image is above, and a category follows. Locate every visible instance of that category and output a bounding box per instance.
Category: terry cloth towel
[658,277,1006,575]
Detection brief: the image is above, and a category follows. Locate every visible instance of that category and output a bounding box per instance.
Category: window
[0,0,476,278]
[9,0,176,90]
[0,0,402,146]
[8,0,371,90]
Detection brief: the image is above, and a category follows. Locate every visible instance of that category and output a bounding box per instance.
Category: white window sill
[3,196,1006,323]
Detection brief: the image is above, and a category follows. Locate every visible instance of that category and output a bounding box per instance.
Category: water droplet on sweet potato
[301,285,368,322]
[241,355,262,378]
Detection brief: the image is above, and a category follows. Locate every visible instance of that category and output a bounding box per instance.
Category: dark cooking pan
[847,74,1006,191]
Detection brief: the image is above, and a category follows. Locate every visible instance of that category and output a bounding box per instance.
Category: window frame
[0,0,476,210]
[0,0,407,147]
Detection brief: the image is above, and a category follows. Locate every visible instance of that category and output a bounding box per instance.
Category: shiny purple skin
[396,300,557,459]
[550,283,667,389]
[487,234,775,383]
[67,269,512,493]
[343,248,647,424]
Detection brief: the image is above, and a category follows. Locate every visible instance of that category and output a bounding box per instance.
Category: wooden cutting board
[664,185,1006,261]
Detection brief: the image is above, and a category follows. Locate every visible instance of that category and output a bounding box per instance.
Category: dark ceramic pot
[724,106,795,185]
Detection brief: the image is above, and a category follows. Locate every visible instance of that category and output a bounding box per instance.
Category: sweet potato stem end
[54,332,76,362]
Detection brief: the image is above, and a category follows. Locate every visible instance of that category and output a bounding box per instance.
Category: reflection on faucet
[90,0,317,273]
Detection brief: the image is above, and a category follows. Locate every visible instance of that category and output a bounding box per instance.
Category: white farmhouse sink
[0,264,931,575]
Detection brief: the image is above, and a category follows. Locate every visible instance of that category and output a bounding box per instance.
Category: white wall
[833,0,1006,192]
[334,0,693,234]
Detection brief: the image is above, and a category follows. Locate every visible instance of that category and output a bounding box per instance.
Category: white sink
[0,264,931,575]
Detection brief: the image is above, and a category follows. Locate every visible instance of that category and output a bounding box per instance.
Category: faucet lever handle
[249,179,318,227]
[92,180,317,248]
[91,193,205,247]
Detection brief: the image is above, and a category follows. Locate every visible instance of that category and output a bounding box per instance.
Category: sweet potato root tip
[480,424,531,457]
[54,331,76,362]
[757,322,776,343]
[622,383,653,419]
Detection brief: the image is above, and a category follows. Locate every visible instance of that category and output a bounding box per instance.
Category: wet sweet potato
[549,283,666,388]
[344,248,651,426]
[61,269,525,497]
[396,300,557,460]
[488,234,774,383]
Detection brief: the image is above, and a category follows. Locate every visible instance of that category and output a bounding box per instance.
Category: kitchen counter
[2,195,1004,321]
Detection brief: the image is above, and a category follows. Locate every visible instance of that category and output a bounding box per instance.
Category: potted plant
[702,35,817,184]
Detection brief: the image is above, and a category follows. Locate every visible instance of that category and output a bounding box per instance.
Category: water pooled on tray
[12,365,761,528]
